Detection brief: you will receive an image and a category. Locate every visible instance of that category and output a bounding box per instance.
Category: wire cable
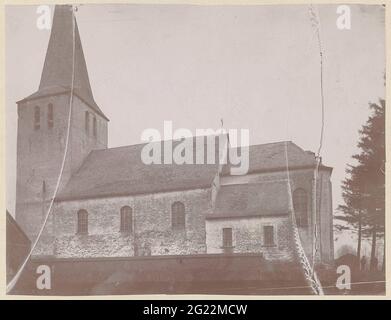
[308,4,326,275]
[6,5,77,294]
[279,5,326,295]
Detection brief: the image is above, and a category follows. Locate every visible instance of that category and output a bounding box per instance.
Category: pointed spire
[39,5,93,96]
[21,5,108,120]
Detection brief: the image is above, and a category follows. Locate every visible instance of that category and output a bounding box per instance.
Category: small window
[293,189,308,227]
[263,225,275,246]
[77,209,88,235]
[48,103,54,128]
[42,180,46,196]
[222,228,233,247]
[93,116,97,138]
[171,202,185,229]
[85,111,90,133]
[34,106,40,130]
[120,206,132,233]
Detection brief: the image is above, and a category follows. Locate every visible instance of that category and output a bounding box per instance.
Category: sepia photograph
[4,2,385,296]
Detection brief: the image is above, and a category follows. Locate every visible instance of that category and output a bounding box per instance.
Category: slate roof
[56,136,223,201]
[56,138,325,202]
[207,181,291,219]
[222,141,319,175]
[6,211,31,244]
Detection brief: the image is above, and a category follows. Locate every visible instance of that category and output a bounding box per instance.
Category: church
[12,5,334,293]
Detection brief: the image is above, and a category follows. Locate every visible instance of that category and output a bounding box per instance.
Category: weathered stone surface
[35,188,212,258]
[219,167,334,264]
[32,165,333,266]
[16,94,108,241]
[206,216,294,261]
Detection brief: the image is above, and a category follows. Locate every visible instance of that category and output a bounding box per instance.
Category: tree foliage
[335,99,385,266]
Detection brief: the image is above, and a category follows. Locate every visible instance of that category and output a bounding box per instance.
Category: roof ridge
[221,180,289,187]
[229,140,292,148]
[94,139,296,154]
[90,134,229,153]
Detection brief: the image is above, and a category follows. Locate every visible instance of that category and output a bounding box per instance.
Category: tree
[336,99,385,271]
[336,164,370,266]
[354,99,385,271]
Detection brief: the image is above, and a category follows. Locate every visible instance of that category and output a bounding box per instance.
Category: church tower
[15,5,109,241]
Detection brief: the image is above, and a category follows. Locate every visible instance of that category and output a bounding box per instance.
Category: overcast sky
[6,3,385,247]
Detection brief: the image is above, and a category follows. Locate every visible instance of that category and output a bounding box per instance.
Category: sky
[5,4,385,252]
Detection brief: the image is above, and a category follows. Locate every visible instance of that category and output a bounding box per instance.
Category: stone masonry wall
[33,188,212,258]
[31,162,332,264]
[205,216,294,261]
[220,167,334,264]
[16,93,108,241]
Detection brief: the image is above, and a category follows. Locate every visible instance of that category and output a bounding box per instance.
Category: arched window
[85,111,90,133]
[293,189,308,227]
[47,103,54,128]
[172,202,185,229]
[93,116,97,138]
[120,206,132,233]
[34,106,40,130]
[77,209,88,234]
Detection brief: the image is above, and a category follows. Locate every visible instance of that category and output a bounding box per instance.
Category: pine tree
[336,99,385,271]
[354,99,385,270]
[336,164,369,266]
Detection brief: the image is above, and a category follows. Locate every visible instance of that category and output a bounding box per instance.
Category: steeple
[20,4,108,120]
[15,4,109,241]
[40,5,93,98]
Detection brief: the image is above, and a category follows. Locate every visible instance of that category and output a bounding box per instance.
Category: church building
[14,5,334,272]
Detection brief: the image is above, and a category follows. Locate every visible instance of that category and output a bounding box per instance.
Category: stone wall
[27,134,332,264]
[32,167,333,264]
[317,169,334,264]
[34,188,212,258]
[14,254,309,295]
[205,216,294,261]
[15,93,108,241]
[220,166,334,264]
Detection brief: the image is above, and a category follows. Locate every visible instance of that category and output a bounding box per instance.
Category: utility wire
[308,4,326,275]
[281,5,326,295]
[6,5,77,294]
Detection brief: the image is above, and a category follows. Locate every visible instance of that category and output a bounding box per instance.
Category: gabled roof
[18,5,108,121]
[6,211,31,244]
[56,136,223,201]
[222,141,320,175]
[56,139,329,201]
[207,181,291,219]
